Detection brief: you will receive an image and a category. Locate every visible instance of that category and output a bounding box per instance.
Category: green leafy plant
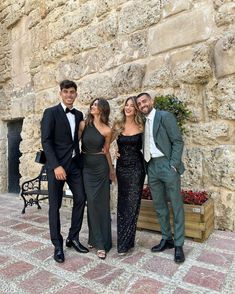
[154,95,191,134]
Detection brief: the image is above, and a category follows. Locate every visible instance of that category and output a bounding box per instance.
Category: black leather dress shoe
[174,246,185,263]
[54,247,65,263]
[151,239,174,252]
[66,238,89,253]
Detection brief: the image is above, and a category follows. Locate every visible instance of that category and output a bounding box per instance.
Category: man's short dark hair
[60,80,77,91]
[136,92,152,100]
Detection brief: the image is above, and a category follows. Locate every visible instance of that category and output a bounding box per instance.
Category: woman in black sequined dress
[112,97,145,254]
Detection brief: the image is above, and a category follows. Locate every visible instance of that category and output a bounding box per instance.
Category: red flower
[142,186,209,205]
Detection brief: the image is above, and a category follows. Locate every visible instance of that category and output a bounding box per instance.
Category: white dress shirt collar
[60,102,74,112]
[146,107,164,158]
[146,108,156,121]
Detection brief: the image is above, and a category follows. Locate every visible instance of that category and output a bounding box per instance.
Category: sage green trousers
[148,156,185,246]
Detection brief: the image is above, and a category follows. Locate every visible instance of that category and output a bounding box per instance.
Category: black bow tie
[65,108,76,115]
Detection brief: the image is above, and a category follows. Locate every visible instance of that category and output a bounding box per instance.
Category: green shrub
[154,95,191,134]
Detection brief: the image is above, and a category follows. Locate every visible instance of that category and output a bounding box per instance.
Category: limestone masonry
[0,0,234,230]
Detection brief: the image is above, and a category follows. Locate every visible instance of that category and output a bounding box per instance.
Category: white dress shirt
[61,102,75,157]
[146,108,164,158]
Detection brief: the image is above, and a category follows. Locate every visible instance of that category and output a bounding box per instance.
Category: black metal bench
[20,165,72,214]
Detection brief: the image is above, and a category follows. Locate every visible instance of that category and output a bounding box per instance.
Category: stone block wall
[0,0,234,230]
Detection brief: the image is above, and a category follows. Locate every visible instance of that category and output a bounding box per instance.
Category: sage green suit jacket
[152,110,185,175]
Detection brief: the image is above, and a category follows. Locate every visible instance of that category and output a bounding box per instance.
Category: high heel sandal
[97,250,106,260]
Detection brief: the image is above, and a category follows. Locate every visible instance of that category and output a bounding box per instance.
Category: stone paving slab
[0,193,234,294]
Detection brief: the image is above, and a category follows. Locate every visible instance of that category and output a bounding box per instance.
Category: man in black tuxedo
[41,80,88,263]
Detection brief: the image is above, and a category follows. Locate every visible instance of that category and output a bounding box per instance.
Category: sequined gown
[82,124,112,252]
[116,133,145,253]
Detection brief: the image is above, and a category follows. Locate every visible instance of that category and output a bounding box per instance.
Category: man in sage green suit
[136,93,185,263]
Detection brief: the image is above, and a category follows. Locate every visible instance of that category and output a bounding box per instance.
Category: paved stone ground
[0,193,234,294]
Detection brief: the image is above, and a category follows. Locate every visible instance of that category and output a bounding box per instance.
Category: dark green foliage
[154,95,191,134]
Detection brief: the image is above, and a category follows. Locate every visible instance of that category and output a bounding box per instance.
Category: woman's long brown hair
[85,98,110,126]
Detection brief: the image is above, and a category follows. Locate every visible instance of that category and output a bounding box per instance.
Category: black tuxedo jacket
[41,103,83,171]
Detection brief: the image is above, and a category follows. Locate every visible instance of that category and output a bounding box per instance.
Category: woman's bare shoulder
[103,124,112,136]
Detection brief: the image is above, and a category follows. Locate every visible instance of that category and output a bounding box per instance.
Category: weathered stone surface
[11,24,32,88]
[95,0,127,17]
[189,122,231,145]
[119,0,161,34]
[71,31,147,75]
[169,48,194,69]
[0,122,7,141]
[19,152,41,181]
[27,8,41,29]
[42,38,71,64]
[70,25,101,52]
[55,60,85,83]
[5,1,24,28]
[34,88,59,114]
[33,67,57,91]
[213,0,234,10]
[30,25,47,56]
[24,0,38,15]
[149,5,214,54]
[218,101,235,120]
[45,0,67,15]
[108,95,128,123]
[97,12,118,40]
[9,94,35,118]
[163,0,192,18]
[211,191,235,231]
[114,63,145,94]
[47,18,70,43]
[204,146,235,191]
[143,56,174,88]
[215,2,235,26]
[0,89,8,111]
[0,176,7,193]
[100,31,148,71]
[71,1,96,28]
[77,74,117,104]
[20,138,40,153]
[175,45,213,84]
[69,12,118,53]
[182,147,203,188]
[21,115,41,141]
[0,141,6,154]
[96,0,118,17]
[175,84,205,122]
[214,32,235,78]
[206,77,235,120]
[47,1,96,41]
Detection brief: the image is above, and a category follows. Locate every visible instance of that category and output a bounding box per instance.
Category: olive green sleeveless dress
[82,124,112,252]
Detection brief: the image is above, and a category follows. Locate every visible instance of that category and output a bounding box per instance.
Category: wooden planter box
[137,198,214,242]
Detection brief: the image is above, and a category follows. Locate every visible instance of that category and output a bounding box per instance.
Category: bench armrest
[21,176,41,194]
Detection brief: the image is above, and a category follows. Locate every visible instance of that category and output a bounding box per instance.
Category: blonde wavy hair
[113,96,144,137]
